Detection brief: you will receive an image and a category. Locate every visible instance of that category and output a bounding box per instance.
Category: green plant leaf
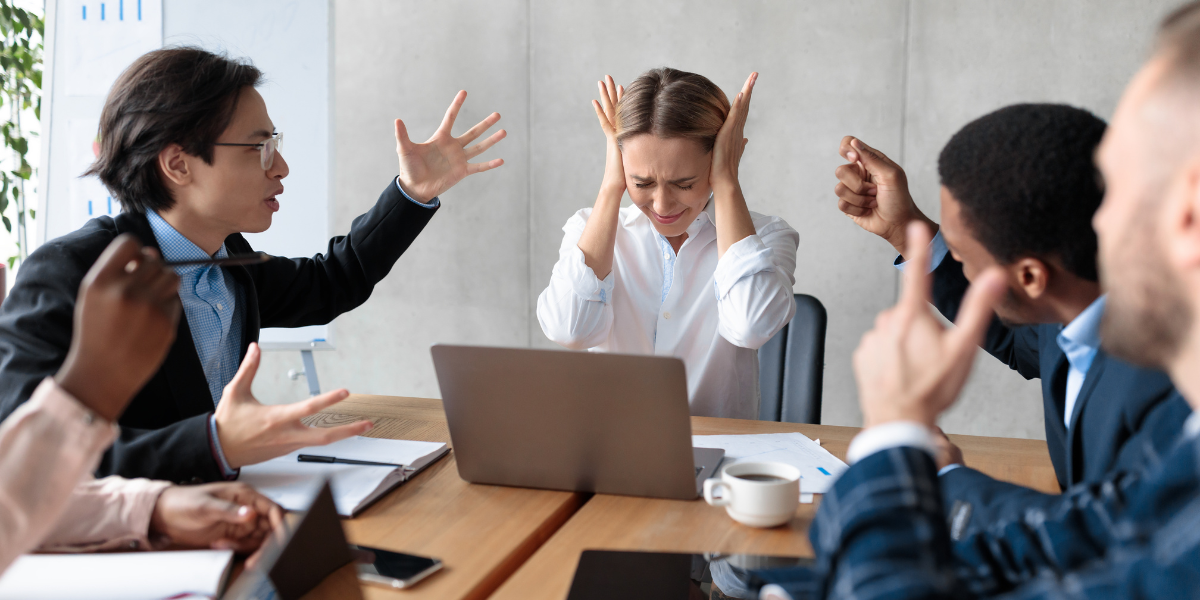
[2,216,11,233]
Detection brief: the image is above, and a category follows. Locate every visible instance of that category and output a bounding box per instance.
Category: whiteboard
[39,0,334,350]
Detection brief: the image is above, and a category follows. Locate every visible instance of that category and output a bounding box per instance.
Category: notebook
[0,549,233,600]
[240,436,449,517]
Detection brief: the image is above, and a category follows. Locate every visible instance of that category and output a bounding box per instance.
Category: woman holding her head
[537,68,799,419]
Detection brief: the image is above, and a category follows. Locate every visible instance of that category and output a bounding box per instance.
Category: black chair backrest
[758,294,827,424]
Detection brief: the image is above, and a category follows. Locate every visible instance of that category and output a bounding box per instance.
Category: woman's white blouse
[536,200,799,419]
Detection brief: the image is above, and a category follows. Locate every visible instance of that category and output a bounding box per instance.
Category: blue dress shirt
[1056,295,1106,428]
[146,211,242,477]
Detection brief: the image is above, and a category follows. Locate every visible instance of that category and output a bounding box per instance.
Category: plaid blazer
[758,421,1200,599]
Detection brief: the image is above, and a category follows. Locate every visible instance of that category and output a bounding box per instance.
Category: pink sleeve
[37,477,171,553]
[0,379,117,574]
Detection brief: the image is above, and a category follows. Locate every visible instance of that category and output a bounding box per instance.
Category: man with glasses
[0,47,506,483]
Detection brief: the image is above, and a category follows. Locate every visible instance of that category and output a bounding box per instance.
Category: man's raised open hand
[395,90,506,204]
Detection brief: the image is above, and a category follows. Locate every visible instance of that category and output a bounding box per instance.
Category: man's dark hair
[84,47,262,214]
[937,103,1107,282]
[1159,0,1200,76]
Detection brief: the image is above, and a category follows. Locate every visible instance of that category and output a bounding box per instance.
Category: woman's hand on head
[710,72,757,195]
[593,75,626,196]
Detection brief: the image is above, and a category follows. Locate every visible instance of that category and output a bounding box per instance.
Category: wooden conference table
[299,395,1059,600]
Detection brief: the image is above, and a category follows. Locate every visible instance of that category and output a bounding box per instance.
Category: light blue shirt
[146,211,242,477]
[1056,296,1106,429]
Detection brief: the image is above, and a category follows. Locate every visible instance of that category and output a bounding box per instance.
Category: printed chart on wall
[64,0,162,97]
[60,0,163,233]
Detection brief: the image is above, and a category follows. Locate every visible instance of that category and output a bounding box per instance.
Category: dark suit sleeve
[100,416,221,482]
[247,179,438,328]
[930,256,1041,380]
[939,466,1143,596]
[0,226,221,484]
[805,447,963,599]
[0,240,82,417]
[941,396,1193,596]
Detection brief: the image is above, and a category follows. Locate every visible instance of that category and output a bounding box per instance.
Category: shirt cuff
[394,177,441,209]
[208,415,240,480]
[846,421,938,464]
[759,584,793,600]
[713,234,776,299]
[555,243,615,304]
[892,229,949,272]
[35,378,120,457]
[938,463,963,476]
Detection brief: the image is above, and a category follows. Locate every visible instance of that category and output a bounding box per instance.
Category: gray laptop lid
[432,345,702,500]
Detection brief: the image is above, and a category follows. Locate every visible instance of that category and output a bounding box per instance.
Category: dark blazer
[929,257,1177,493]
[758,427,1200,600]
[0,180,436,484]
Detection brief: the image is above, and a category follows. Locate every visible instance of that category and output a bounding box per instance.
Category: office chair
[757,294,827,424]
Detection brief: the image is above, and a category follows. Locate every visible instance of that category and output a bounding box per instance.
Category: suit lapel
[1068,353,1106,431]
[115,212,217,417]
[1064,352,1107,484]
[223,234,260,359]
[1039,346,1071,490]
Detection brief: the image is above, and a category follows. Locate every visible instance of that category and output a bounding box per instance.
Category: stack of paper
[0,549,233,600]
[692,432,848,495]
[241,436,449,517]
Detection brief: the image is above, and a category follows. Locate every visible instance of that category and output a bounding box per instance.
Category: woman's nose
[653,192,674,215]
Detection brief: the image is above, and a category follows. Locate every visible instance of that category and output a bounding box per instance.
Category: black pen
[164,252,272,267]
[298,454,406,468]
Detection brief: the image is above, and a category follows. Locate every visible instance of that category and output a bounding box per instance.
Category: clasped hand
[852,222,1006,429]
[151,482,283,554]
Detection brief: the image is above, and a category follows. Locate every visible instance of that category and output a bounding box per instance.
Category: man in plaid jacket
[763,3,1200,598]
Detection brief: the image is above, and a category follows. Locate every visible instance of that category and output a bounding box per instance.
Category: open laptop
[431,345,724,500]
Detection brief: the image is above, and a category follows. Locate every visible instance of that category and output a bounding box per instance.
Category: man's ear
[1165,155,1200,271]
[157,144,191,187]
[1010,257,1050,301]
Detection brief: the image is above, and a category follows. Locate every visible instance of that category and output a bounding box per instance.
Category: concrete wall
[251,0,1179,440]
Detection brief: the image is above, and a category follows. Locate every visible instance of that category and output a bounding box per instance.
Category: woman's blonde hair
[615,67,730,153]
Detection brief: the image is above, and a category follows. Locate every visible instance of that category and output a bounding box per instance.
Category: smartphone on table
[350,544,443,589]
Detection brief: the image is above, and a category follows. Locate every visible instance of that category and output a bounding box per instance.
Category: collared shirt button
[664,311,671,320]
[216,303,224,311]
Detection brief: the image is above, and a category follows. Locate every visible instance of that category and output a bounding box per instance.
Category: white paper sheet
[0,549,231,600]
[692,432,848,494]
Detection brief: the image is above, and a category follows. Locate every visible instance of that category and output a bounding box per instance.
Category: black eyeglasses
[213,132,283,170]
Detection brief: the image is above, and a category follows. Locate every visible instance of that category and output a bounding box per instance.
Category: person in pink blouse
[0,235,281,574]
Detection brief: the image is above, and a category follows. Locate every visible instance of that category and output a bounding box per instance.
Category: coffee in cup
[702,461,800,528]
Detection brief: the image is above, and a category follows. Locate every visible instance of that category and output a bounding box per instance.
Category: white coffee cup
[703,461,801,528]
